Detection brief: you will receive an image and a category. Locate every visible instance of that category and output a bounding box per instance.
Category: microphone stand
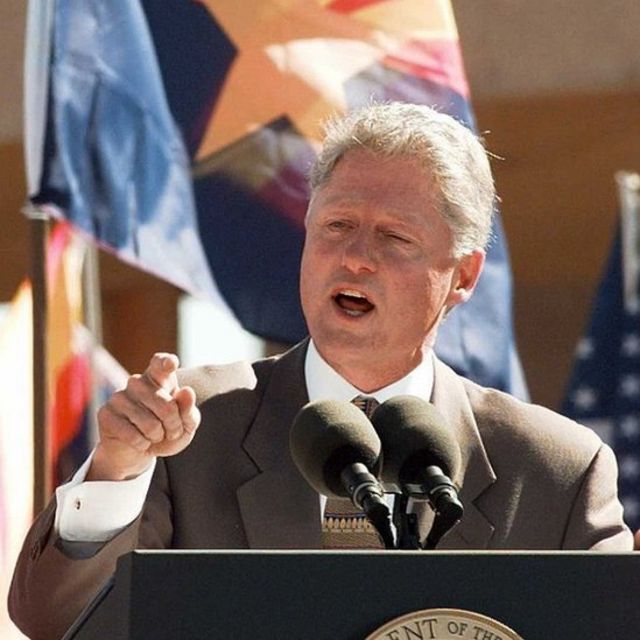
[392,493,421,549]
[386,466,464,550]
[405,467,464,549]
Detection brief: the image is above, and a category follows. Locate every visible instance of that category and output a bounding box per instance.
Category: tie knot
[351,395,379,418]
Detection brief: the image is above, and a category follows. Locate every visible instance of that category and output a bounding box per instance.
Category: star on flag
[621,333,640,357]
[195,0,465,160]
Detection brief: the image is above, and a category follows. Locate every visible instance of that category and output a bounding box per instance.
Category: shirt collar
[304,339,434,405]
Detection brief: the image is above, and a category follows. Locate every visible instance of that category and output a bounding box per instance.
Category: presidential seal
[366,608,524,640]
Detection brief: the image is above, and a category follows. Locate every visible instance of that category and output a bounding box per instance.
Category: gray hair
[309,102,495,256]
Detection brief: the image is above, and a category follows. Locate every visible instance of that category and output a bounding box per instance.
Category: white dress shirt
[305,340,434,516]
[56,340,434,541]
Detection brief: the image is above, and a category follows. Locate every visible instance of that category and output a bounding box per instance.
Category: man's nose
[341,229,377,273]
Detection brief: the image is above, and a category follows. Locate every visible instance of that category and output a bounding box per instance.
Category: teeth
[338,289,367,299]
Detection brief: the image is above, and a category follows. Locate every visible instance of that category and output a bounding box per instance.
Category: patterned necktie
[322,395,383,549]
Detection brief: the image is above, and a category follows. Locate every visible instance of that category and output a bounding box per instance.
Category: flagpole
[82,240,104,447]
[24,205,51,515]
[616,171,640,315]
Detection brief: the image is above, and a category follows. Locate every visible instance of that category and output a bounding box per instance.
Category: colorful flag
[24,1,136,486]
[0,283,32,639]
[561,173,640,530]
[143,0,526,394]
[52,324,129,485]
[31,0,525,396]
[25,0,229,311]
[46,222,91,486]
[0,223,128,637]
[46,223,129,486]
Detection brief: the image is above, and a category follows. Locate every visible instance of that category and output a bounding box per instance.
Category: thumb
[174,385,201,435]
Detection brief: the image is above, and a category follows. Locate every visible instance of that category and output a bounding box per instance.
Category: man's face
[300,149,483,389]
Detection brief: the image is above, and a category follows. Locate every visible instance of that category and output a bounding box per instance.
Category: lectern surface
[66,550,640,640]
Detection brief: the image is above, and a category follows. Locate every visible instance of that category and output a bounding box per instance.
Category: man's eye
[327,220,349,231]
[386,232,410,244]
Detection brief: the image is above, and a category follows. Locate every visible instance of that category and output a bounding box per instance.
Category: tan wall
[0,142,30,297]
[475,91,640,408]
[454,0,640,99]
[100,273,179,375]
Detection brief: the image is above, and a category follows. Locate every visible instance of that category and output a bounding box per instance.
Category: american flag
[561,173,640,530]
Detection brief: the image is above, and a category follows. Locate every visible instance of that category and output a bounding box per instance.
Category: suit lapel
[237,340,322,549]
[428,357,497,549]
[235,346,496,550]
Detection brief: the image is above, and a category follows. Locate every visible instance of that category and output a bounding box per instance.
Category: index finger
[142,352,180,392]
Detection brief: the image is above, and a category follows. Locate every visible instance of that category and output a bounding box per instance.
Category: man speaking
[9,102,633,639]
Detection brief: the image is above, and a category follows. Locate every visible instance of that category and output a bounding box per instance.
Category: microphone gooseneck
[290,399,395,549]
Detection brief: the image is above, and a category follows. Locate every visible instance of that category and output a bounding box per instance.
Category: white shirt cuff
[55,451,156,542]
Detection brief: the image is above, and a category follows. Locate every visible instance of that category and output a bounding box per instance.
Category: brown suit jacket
[9,340,632,639]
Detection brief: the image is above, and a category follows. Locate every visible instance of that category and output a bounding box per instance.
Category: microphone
[290,399,395,548]
[371,395,463,548]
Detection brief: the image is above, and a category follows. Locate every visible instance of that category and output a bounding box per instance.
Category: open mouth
[333,289,375,317]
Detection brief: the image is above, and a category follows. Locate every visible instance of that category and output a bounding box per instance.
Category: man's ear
[446,249,486,308]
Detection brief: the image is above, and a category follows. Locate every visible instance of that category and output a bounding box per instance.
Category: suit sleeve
[8,459,173,640]
[562,442,633,550]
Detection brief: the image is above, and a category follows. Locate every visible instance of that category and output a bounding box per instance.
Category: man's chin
[312,330,375,360]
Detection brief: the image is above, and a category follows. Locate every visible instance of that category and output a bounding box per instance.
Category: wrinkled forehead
[306,150,443,219]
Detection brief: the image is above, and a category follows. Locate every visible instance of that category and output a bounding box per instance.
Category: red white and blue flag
[562,174,640,530]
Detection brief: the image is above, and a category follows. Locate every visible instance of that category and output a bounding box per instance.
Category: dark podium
[65,550,640,639]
